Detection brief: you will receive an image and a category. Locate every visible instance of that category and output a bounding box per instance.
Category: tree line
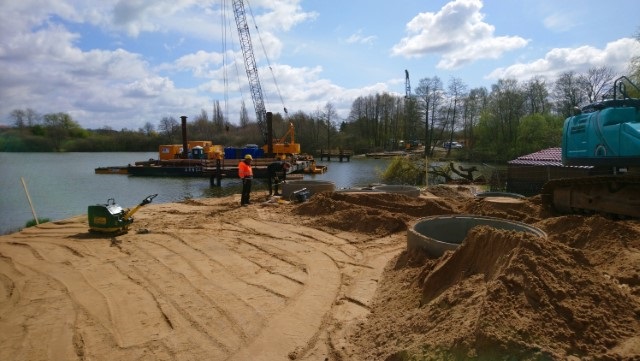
[3,52,640,162]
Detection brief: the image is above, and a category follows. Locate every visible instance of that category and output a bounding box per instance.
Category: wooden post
[21,177,39,225]
[216,159,222,187]
[425,154,429,188]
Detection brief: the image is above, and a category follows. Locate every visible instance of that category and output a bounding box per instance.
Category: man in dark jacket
[267,160,290,196]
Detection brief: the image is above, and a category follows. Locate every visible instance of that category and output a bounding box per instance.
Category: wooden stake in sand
[425,154,429,189]
[21,177,39,225]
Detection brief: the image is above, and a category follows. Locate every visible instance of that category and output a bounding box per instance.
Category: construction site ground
[0,185,638,360]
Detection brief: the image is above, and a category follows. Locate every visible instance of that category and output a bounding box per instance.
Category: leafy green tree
[381,156,422,185]
[475,79,525,160]
[461,87,488,157]
[515,114,563,155]
[42,112,85,151]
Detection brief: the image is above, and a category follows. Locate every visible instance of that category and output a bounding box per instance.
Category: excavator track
[541,175,640,218]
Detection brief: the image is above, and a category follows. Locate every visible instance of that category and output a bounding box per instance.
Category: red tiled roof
[508,147,592,168]
[508,147,562,166]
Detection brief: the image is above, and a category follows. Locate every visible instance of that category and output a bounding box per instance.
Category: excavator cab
[562,76,640,167]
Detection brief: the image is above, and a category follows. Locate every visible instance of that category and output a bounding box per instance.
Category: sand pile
[345,214,640,360]
[295,191,456,236]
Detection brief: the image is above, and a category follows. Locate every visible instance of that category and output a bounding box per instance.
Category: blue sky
[1,0,639,130]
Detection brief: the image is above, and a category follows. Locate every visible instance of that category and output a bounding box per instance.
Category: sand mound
[348,222,640,360]
[294,192,456,236]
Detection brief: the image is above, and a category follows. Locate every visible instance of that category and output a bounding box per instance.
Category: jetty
[318,149,352,162]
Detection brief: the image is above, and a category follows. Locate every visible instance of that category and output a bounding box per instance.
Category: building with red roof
[506,148,611,196]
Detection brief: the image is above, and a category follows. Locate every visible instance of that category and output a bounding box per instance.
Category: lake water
[0,152,392,234]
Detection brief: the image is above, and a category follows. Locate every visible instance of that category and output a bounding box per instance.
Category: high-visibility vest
[238,160,253,178]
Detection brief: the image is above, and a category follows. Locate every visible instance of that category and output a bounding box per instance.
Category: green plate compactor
[88,194,157,234]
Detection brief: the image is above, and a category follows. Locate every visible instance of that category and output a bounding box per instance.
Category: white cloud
[124,77,175,98]
[251,0,318,32]
[345,30,377,45]
[173,50,225,77]
[111,0,213,37]
[542,12,579,32]
[486,38,640,82]
[391,0,528,69]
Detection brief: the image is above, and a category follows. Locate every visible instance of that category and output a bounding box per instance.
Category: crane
[405,69,411,99]
[231,0,268,146]
[403,69,420,150]
[230,0,300,157]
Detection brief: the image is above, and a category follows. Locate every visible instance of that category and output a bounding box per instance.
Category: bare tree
[445,77,467,152]
[142,122,155,136]
[9,108,39,129]
[158,116,179,142]
[415,76,443,155]
[25,108,39,126]
[632,28,640,84]
[523,76,550,115]
[10,109,26,128]
[580,66,616,102]
[191,109,212,140]
[553,71,587,118]
[323,102,338,150]
[239,100,250,128]
[212,100,224,131]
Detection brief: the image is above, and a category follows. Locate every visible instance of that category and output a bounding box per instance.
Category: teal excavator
[541,76,640,218]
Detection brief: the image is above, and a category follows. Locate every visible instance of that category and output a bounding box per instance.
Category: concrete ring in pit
[372,185,421,198]
[407,214,547,257]
[475,191,526,199]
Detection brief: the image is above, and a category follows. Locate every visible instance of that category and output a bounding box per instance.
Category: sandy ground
[0,185,638,360]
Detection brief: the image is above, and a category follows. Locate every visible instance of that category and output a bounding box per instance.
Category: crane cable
[221,0,251,126]
[245,0,289,117]
[220,0,229,124]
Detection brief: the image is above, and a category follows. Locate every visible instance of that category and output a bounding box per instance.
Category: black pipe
[180,115,188,159]
[266,112,273,156]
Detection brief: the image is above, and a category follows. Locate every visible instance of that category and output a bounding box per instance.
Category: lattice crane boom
[231,0,268,144]
[405,69,411,99]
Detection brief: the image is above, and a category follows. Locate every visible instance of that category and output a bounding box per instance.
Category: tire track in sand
[227,218,344,361]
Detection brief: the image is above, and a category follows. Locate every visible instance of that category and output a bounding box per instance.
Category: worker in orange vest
[238,154,254,206]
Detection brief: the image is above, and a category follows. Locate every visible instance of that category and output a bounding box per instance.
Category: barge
[94,115,316,181]
[123,156,313,179]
